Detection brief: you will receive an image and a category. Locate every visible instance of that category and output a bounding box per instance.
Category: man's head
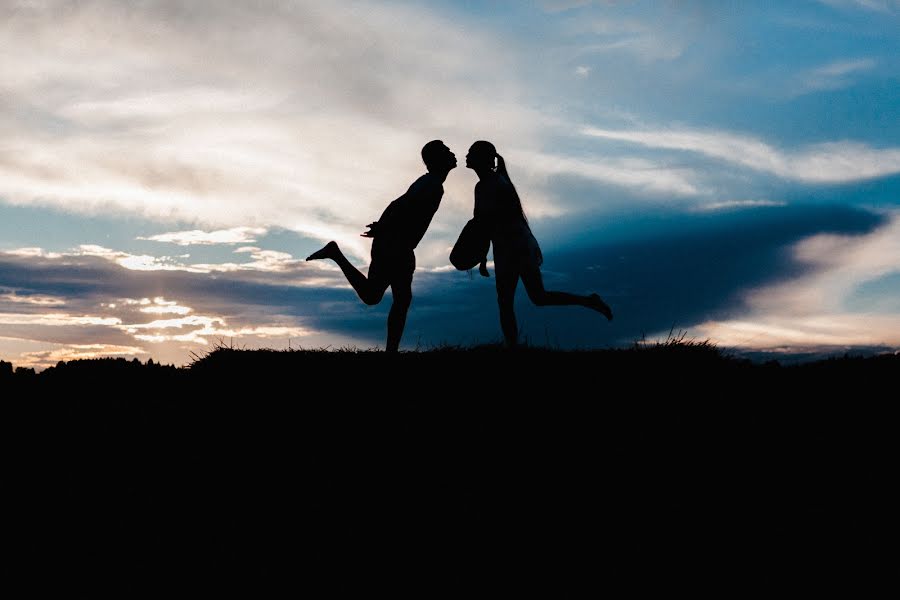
[422,140,457,173]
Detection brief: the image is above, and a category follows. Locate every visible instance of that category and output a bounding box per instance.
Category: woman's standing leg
[494,260,521,346]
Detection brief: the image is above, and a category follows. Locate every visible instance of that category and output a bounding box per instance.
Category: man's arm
[362,193,406,239]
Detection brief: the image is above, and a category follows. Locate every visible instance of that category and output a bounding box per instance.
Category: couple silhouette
[306,140,613,351]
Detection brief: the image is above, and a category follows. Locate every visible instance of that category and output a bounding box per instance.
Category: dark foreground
[3,345,895,592]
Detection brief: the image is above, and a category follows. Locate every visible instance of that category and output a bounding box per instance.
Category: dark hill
[3,345,895,592]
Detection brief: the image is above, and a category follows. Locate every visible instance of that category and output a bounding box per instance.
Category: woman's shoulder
[476,173,507,191]
[474,176,495,196]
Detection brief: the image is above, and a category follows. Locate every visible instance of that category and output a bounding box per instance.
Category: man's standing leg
[385,252,415,352]
[386,281,412,352]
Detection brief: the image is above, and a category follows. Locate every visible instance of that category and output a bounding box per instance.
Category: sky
[2,0,899,368]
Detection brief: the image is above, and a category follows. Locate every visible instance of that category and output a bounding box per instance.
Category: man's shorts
[368,247,416,290]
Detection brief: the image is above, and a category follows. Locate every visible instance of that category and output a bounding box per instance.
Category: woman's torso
[474,173,542,268]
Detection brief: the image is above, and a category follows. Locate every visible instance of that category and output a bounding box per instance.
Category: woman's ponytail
[495,153,507,178]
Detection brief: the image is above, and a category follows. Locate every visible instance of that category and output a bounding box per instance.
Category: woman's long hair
[473,140,529,226]
[495,152,529,226]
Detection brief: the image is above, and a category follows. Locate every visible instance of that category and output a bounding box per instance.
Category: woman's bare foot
[306,241,339,261]
[588,293,613,321]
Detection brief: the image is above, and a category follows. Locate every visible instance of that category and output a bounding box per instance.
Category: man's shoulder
[409,173,443,196]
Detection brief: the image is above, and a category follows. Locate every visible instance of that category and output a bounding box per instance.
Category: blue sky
[1,0,899,368]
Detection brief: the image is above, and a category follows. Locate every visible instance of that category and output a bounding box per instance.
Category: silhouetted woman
[466,140,613,347]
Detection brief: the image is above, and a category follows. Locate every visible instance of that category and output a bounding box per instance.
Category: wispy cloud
[541,0,594,13]
[694,200,788,212]
[6,244,309,276]
[74,245,208,273]
[0,313,122,327]
[521,150,702,197]
[797,58,876,94]
[583,126,900,183]
[572,16,690,63]
[578,36,685,63]
[0,290,66,306]
[817,0,900,13]
[137,297,192,315]
[139,227,267,246]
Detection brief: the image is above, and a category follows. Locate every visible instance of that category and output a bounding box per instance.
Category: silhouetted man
[306,140,457,351]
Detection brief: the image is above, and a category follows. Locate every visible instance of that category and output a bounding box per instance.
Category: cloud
[521,150,702,198]
[1,243,311,276]
[582,126,900,183]
[138,227,267,245]
[0,0,552,265]
[138,298,193,315]
[0,313,122,327]
[797,58,876,94]
[0,0,757,270]
[0,290,66,306]
[810,58,876,78]
[73,244,210,273]
[0,243,365,368]
[578,35,685,63]
[2,1,898,364]
[817,0,900,13]
[15,344,149,369]
[1,205,895,367]
[541,0,595,13]
[310,204,890,353]
[691,314,900,352]
[692,211,900,351]
[3,248,63,259]
[694,200,788,212]
[563,8,713,64]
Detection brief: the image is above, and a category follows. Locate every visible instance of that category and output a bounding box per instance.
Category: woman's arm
[479,257,490,278]
[479,237,491,277]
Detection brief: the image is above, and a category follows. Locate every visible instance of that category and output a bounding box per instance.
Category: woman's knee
[526,289,549,306]
[522,276,548,306]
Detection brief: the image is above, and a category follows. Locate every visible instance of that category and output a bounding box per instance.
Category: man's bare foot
[306,241,338,261]
[588,293,613,321]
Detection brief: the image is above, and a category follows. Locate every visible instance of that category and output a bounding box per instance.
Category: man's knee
[362,289,386,306]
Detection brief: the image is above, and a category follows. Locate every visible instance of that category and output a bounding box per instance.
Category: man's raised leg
[306,241,386,305]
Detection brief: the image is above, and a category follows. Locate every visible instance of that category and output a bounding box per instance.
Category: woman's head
[467,140,529,224]
[465,140,497,172]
